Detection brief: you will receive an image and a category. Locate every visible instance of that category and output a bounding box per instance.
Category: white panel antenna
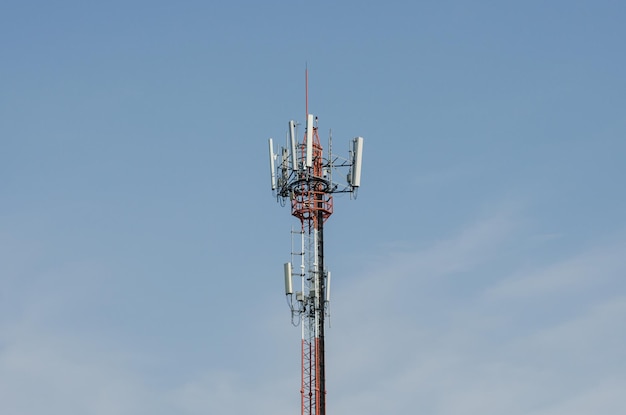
[325,271,331,303]
[268,138,276,190]
[351,137,363,187]
[305,114,314,167]
[289,120,298,170]
[284,262,293,295]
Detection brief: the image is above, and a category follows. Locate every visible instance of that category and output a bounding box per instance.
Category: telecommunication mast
[267,70,364,415]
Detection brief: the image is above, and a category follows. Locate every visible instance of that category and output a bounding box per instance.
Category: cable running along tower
[267,71,363,415]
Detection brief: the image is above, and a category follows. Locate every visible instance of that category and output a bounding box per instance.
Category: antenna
[266,71,364,415]
[325,271,331,303]
[284,262,293,295]
[289,120,298,170]
[268,138,276,190]
[305,114,314,168]
[351,137,363,187]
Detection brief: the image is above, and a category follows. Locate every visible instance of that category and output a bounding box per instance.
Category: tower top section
[268,114,363,227]
[267,71,363,229]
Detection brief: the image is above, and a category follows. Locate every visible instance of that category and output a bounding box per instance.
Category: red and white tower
[268,71,363,415]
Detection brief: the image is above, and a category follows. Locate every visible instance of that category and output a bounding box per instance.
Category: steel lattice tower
[268,71,363,415]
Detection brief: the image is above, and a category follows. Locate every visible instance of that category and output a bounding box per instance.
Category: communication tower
[267,71,363,415]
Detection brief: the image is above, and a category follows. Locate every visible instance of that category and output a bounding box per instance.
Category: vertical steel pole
[317,206,326,415]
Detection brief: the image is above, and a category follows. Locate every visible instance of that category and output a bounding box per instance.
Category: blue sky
[1,1,625,413]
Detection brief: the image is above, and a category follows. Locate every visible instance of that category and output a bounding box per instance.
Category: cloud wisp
[2,206,623,414]
[327,208,625,414]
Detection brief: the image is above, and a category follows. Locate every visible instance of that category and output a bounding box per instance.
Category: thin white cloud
[326,207,626,414]
[0,324,160,415]
[485,243,625,299]
[2,204,623,415]
[526,378,626,415]
[169,371,298,415]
